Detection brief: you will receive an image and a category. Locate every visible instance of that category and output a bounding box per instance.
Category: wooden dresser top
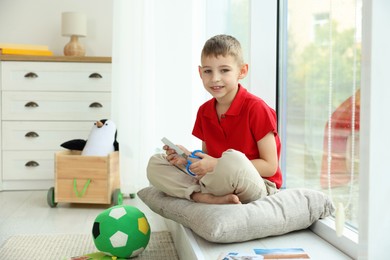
[0,55,111,63]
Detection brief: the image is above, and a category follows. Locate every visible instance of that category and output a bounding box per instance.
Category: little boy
[147,34,282,204]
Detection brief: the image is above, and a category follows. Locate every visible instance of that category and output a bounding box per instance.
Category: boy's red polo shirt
[192,85,282,188]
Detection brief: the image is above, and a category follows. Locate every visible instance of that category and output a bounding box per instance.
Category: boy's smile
[199,55,248,104]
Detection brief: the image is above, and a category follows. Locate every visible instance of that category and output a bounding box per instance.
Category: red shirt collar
[204,84,247,118]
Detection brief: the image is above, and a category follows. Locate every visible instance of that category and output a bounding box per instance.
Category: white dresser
[0,55,112,190]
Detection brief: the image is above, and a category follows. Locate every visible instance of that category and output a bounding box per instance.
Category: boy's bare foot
[191,192,241,204]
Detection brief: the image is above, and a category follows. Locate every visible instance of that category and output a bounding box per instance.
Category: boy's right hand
[164,144,188,166]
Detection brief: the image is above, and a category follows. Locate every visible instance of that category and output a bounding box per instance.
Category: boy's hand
[188,153,217,179]
[163,144,188,166]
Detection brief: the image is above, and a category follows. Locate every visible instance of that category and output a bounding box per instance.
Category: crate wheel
[112,189,123,205]
[47,187,58,208]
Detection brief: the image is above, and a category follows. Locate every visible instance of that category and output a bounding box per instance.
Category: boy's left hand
[188,152,217,179]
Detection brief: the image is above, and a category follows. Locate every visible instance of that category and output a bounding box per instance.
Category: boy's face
[199,55,248,103]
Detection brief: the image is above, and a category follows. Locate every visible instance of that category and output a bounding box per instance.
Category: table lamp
[61,12,87,56]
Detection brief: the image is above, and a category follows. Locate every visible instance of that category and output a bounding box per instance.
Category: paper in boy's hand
[161,137,187,159]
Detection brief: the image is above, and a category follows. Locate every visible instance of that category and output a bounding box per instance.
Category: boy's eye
[203,69,212,74]
[221,69,230,73]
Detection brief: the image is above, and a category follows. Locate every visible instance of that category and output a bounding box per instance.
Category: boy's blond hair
[201,34,244,66]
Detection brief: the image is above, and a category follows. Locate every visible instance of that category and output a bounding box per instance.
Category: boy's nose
[212,74,221,83]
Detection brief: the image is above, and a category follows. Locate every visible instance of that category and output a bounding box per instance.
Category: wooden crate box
[54,150,120,205]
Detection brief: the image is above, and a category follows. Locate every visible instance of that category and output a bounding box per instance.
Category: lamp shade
[61,12,87,37]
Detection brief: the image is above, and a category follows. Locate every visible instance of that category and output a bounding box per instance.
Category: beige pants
[146,149,278,203]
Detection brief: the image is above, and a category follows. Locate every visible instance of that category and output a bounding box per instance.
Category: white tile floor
[0,190,167,246]
[0,190,353,259]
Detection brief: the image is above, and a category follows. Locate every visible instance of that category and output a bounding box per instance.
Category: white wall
[0,0,112,56]
[111,0,206,193]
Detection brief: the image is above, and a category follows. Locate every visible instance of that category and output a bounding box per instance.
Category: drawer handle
[89,102,103,108]
[89,73,102,78]
[25,131,39,138]
[25,101,39,108]
[25,161,39,167]
[24,72,38,78]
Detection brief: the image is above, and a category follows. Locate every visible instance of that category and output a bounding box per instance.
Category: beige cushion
[137,186,334,243]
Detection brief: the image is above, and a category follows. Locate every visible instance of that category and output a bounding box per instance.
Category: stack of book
[0,43,53,56]
[218,248,310,259]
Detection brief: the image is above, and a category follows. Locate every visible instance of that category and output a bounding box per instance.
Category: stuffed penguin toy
[81,119,118,156]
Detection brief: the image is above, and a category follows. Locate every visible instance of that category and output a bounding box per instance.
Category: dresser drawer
[1,61,111,92]
[2,121,95,150]
[2,151,55,181]
[2,91,111,120]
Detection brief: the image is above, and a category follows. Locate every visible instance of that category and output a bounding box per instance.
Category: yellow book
[0,43,49,51]
[0,48,53,56]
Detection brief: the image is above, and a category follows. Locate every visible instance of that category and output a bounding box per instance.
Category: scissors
[186,150,204,176]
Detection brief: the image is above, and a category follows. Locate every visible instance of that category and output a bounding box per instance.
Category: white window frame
[276,0,360,258]
[278,0,390,258]
[358,0,390,258]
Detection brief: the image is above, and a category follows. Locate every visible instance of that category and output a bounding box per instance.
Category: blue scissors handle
[186,150,204,176]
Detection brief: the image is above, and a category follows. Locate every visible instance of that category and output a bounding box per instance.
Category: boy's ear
[238,64,249,79]
[198,65,203,78]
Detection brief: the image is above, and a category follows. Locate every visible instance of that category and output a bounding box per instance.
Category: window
[205,0,250,87]
[312,13,330,42]
[280,0,362,232]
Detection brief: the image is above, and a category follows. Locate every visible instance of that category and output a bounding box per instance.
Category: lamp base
[64,35,85,56]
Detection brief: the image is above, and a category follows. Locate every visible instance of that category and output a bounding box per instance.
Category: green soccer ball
[92,205,151,258]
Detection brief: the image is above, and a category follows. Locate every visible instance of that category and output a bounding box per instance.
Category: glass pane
[283,0,362,229]
[206,0,250,87]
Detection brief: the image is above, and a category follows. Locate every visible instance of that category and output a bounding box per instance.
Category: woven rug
[0,231,179,260]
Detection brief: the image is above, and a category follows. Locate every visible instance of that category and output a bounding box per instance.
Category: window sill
[166,218,354,260]
[310,217,358,259]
